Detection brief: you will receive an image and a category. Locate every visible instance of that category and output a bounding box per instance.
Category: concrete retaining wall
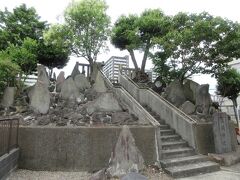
[18,126,156,172]
[0,148,19,180]
[119,74,215,154]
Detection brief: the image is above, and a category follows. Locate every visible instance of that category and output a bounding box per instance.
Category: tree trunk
[128,49,139,71]
[232,98,239,128]
[140,41,150,72]
[88,57,94,76]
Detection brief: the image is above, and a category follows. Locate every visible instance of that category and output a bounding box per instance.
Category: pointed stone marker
[108,125,145,177]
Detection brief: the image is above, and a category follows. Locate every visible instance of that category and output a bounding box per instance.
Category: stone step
[160,129,175,136]
[160,155,208,168]
[162,147,195,159]
[162,141,188,150]
[161,135,181,142]
[159,124,170,130]
[164,161,220,178]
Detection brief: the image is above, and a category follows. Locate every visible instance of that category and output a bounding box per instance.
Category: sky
[1,0,240,93]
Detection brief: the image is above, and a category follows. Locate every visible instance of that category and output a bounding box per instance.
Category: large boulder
[56,71,65,92]
[93,71,107,93]
[74,74,91,91]
[183,79,200,103]
[30,82,50,114]
[195,84,212,115]
[1,87,15,107]
[71,62,80,78]
[60,77,83,101]
[86,93,122,114]
[164,80,186,107]
[108,125,145,177]
[180,101,196,115]
[37,65,50,87]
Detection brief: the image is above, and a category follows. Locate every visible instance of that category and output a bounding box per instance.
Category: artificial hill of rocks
[0,63,147,127]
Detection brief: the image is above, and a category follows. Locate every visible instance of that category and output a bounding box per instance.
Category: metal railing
[0,117,19,157]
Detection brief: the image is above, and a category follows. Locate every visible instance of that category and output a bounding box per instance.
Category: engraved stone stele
[108,125,145,177]
[1,87,15,107]
[213,112,237,154]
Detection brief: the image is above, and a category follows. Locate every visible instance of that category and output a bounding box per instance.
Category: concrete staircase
[144,106,220,178]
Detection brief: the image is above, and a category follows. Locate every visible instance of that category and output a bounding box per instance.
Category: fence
[0,117,19,157]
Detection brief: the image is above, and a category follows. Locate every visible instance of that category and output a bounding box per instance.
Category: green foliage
[64,0,110,65]
[38,24,71,69]
[0,54,21,92]
[5,38,38,75]
[111,9,171,72]
[0,4,47,49]
[153,12,236,83]
[151,52,183,84]
[216,68,240,100]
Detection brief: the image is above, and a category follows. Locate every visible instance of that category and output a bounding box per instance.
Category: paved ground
[7,169,173,180]
[7,163,240,180]
[178,163,240,180]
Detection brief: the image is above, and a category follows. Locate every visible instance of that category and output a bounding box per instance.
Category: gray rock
[37,115,50,125]
[108,125,145,177]
[56,71,65,92]
[37,65,50,86]
[85,88,97,101]
[1,87,15,107]
[56,117,68,126]
[71,62,80,78]
[53,72,56,81]
[165,80,186,107]
[60,77,82,101]
[183,79,200,103]
[180,101,196,115]
[195,84,212,115]
[86,93,122,114]
[121,172,148,180]
[30,82,50,114]
[74,74,91,91]
[111,112,132,124]
[93,71,107,93]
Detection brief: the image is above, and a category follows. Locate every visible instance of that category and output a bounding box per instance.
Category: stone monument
[213,112,237,153]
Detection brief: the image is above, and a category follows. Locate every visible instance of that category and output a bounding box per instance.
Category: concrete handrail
[99,70,160,127]
[122,74,197,123]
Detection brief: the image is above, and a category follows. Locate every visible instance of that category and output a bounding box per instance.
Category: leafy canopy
[64,0,110,65]
[4,37,38,75]
[216,68,240,101]
[38,24,71,69]
[111,9,171,72]
[0,53,21,90]
[153,12,237,83]
[0,3,47,49]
